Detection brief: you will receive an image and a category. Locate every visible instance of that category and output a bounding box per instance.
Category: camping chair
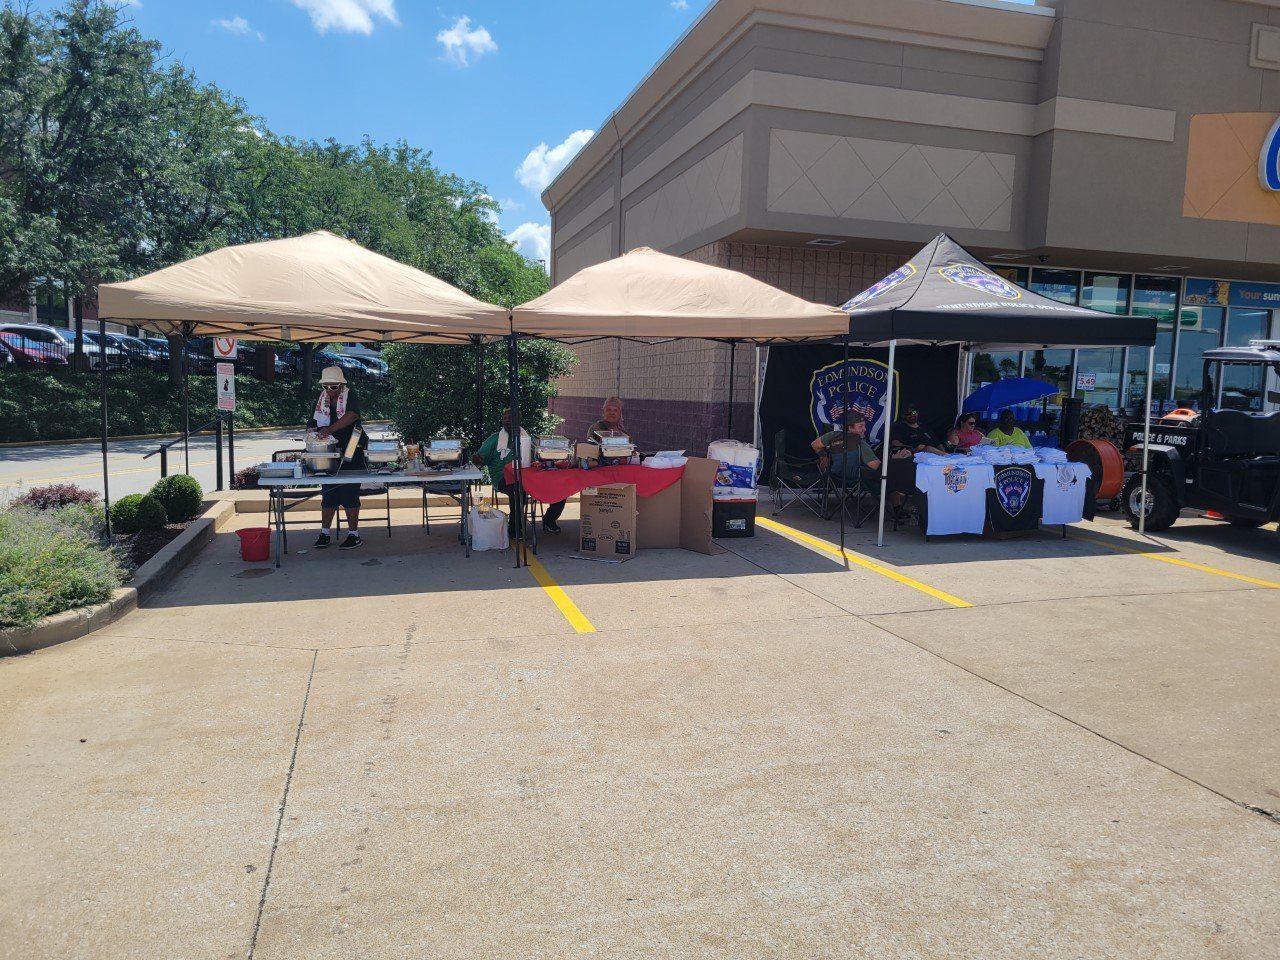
[422,479,467,546]
[352,482,393,539]
[769,429,825,517]
[820,452,896,531]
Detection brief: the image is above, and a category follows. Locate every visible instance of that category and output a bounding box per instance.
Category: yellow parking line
[5,458,215,485]
[1070,532,1280,589]
[526,554,597,633]
[756,516,973,609]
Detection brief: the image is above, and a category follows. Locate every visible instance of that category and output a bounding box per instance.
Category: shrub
[0,508,124,630]
[232,466,261,490]
[11,483,100,511]
[150,474,203,521]
[111,494,168,534]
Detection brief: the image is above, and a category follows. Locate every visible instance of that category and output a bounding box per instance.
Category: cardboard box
[579,483,637,558]
[637,481,681,548]
[575,442,600,464]
[678,457,718,555]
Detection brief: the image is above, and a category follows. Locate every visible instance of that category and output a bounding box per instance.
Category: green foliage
[110,493,167,534]
[0,1,550,306]
[383,340,575,449]
[0,369,391,442]
[0,506,123,629]
[149,474,202,522]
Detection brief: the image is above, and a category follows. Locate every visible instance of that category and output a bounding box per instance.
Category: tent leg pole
[473,338,484,445]
[99,318,111,537]
[727,341,736,439]
[1139,345,1155,538]
[182,333,190,475]
[507,334,524,568]
[877,340,897,549]
[839,337,848,560]
[959,345,972,415]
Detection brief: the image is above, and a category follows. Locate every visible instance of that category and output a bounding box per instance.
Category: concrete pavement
[1,508,1278,958]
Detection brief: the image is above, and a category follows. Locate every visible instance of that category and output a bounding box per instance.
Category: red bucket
[236,527,271,562]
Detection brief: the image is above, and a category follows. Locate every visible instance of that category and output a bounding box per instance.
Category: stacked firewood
[1078,404,1125,449]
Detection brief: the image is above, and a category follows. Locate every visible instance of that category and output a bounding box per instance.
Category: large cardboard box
[636,481,681,548]
[678,456,718,555]
[579,483,637,558]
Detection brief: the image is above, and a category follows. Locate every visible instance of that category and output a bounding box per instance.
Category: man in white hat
[310,365,367,550]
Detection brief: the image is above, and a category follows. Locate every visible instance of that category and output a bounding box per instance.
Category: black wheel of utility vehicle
[1227,515,1266,529]
[1122,473,1180,531]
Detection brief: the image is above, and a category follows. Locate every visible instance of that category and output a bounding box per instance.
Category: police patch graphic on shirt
[842,263,917,310]
[943,466,969,492]
[809,358,900,447]
[937,263,1022,301]
[995,466,1032,517]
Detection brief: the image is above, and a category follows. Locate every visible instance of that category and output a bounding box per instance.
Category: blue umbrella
[962,377,1057,413]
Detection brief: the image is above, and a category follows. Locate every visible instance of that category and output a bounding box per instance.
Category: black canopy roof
[839,234,1157,350]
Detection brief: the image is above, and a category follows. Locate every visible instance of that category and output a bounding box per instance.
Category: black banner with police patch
[760,344,960,470]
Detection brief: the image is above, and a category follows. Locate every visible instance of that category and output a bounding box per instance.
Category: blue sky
[39,0,1034,266]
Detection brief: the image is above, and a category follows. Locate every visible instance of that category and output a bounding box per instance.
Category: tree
[383,339,575,449]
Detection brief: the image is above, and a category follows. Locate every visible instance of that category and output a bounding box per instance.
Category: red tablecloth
[503,463,685,502]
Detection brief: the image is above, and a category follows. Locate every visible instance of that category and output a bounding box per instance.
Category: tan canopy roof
[510,247,847,343]
[98,230,510,343]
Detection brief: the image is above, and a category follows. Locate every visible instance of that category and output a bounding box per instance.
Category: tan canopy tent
[510,246,847,343]
[98,230,510,343]
[91,230,509,534]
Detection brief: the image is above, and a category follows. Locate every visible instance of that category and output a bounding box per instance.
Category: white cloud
[213,16,264,41]
[499,197,524,212]
[436,16,497,66]
[506,222,551,268]
[289,0,398,36]
[516,129,594,194]
[672,0,689,9]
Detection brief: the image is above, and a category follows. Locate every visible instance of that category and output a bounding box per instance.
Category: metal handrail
[142,414,235,490]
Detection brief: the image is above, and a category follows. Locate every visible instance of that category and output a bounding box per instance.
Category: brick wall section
[546,240,906,453]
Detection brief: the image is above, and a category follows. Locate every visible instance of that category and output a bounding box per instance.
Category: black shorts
[321,484,361,509]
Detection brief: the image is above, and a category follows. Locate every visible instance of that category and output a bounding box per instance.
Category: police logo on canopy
[1260,116,1280,192]
[938,263,1022,301]
[842,264,916,310]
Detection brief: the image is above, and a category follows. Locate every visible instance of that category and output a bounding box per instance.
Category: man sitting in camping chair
[812,411,909,524]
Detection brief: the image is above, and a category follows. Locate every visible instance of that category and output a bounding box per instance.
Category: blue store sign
[1184,278,1280,310]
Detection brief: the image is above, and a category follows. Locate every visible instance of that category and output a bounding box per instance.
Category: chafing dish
[257,461,297,478]
[425,438,464,468]
[299,451,340,472]
[533,435,573,466]
[597,432,636,463]
[366,440,401,466]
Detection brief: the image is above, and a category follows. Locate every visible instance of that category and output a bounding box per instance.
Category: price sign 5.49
[216,362,235,412]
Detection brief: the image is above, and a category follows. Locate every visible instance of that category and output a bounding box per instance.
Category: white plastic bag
[469,507,510,551]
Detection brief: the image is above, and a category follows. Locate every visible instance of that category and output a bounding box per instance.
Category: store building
[544,0,1280,452]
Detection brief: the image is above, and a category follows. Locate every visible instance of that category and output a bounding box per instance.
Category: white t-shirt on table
[1034,462,1092,525]
[915,461,995,535]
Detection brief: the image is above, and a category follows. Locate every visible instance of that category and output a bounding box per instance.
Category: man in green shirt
[472,408,567,533]
[811,410,882,479]
[987,409,1033,448]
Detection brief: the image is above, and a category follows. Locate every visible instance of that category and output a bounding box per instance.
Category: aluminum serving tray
[425,439,463,463]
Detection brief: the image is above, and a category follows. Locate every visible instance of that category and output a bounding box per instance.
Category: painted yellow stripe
[756,516,973,609]
[6,457,216,485]
[526,554,597,633]
[1070,532,1280,589]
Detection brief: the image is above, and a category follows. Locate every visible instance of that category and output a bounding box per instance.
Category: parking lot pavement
[2,508,1278,958]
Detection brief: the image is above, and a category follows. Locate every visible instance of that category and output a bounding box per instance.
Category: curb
[0,499,237,657]
[0,420,393,449]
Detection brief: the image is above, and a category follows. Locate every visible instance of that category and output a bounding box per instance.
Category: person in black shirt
[310,366,367,550]
[889,404,947,457]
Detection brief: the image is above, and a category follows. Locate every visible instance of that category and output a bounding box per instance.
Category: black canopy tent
[838,233,1160,546]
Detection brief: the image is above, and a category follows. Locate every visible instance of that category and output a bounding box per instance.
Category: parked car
[0,326,71,366]
[86,331,165,368]
[143,336,172,363]
[46,326,130,369]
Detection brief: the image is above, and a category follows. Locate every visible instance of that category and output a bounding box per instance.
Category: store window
[1028,269,1081,405]
[1173,307,1225,409]
[1126,275,1180,410]
[1221,308,1271,410]
[1077,273,1131,408]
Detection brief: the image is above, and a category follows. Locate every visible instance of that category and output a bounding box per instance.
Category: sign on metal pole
[213,337,238,360]
[217,362,236,411]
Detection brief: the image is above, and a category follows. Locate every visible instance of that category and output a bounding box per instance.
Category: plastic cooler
[712,499,756,538]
